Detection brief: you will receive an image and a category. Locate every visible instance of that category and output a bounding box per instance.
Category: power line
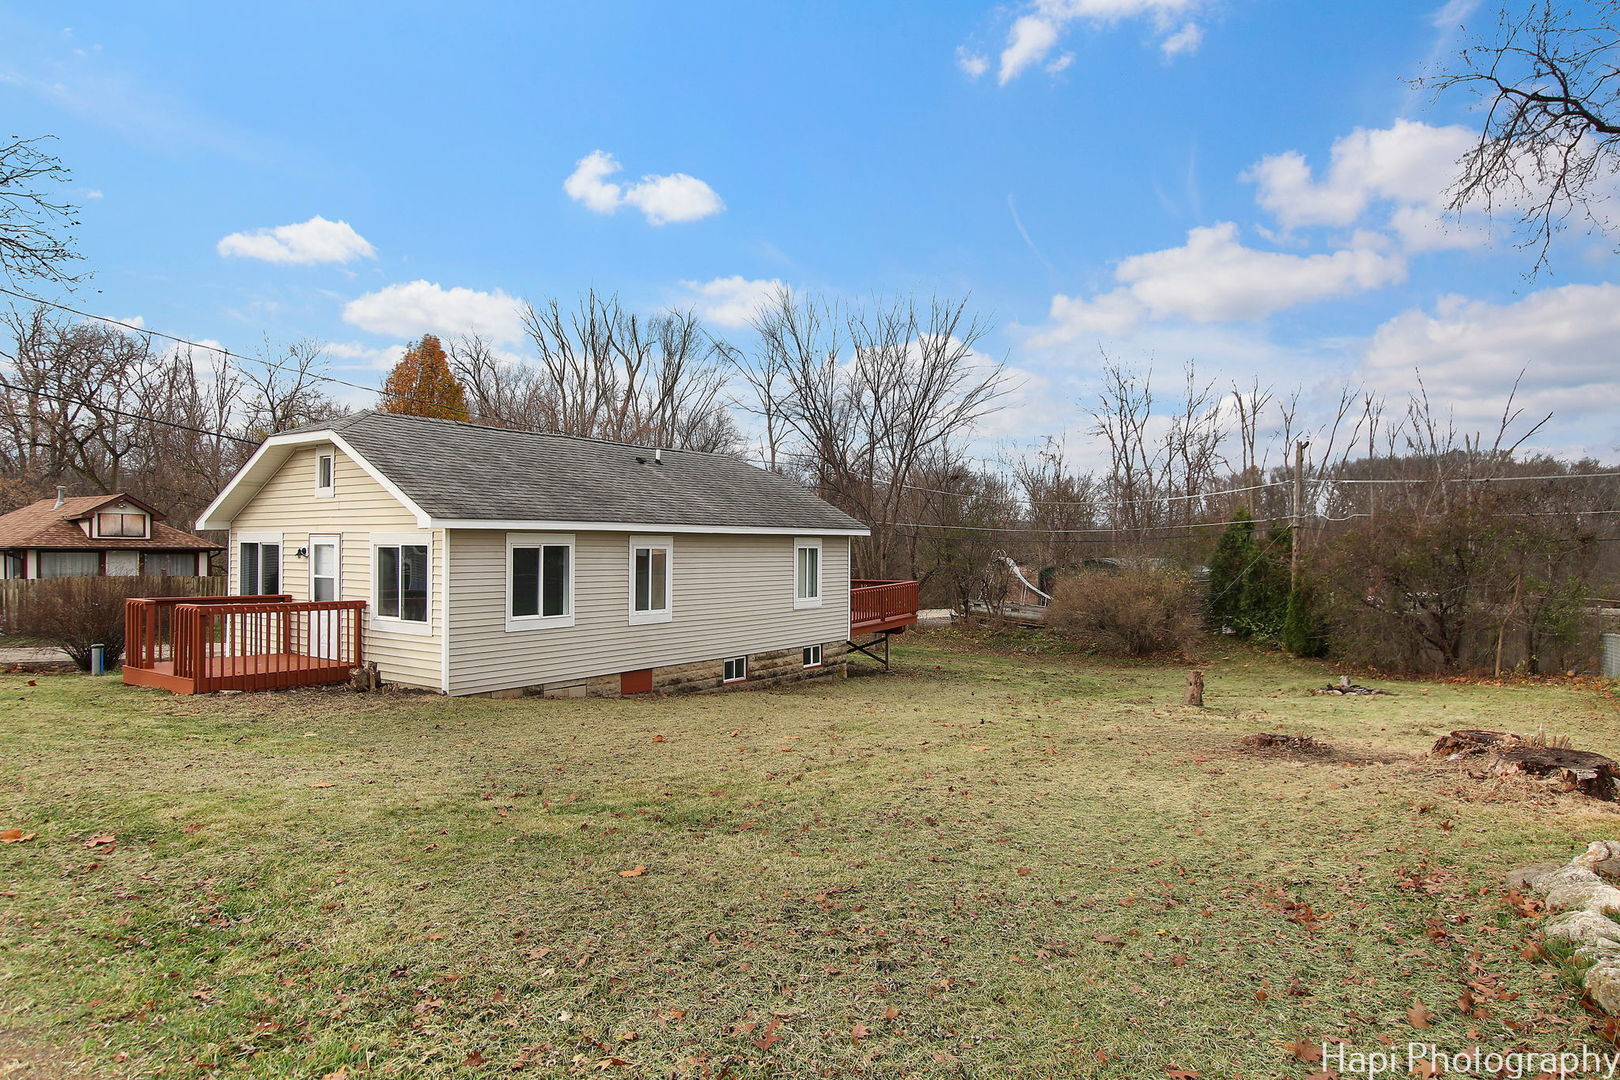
[0,373,257,445]
[0,284,505,426]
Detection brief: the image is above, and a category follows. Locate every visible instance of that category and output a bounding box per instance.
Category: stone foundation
[470,640,848,699]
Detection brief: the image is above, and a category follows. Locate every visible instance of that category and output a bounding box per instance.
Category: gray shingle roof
[305,412,866,533]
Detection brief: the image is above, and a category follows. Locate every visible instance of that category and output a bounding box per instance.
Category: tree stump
[1430,729,1620,800]
[349,661,380,692]
[1490,746,1620,801]
[1185,670,1204,707]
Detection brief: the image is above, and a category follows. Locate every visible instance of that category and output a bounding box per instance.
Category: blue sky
[3,0,1617,465]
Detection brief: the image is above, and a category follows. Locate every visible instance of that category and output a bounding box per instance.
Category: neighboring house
[190,411,883,697]
[0,490,217,580]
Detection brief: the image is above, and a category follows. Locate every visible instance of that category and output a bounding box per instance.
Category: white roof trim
[429,518,870,537]
[196,428,433,531]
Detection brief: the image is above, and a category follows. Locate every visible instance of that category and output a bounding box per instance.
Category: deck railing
[124,596,365,694]
[850,579,920,634]
[125,594,291,672]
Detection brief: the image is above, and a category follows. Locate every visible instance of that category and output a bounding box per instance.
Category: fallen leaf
[463,1049,488,1066]
[310,781,334,788]
[84,833,115,851]
[883,1004,898,1021]
[1407,997,1435,1029]
[752,1017,782,1050]
[851,1022,871,1041]
[321,1069,348,1080]
[1016,867,1032,876]
[1165,1066,1200,1079]
[0,828,36,843]
[618,865,647,878]
[1282,1039,1321,1063]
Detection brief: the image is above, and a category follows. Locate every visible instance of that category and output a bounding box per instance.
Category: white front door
[309,535,341,659]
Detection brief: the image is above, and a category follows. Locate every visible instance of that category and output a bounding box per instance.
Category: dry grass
[2,629,1619,1078]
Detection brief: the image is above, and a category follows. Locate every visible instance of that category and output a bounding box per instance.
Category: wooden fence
[0,575,226,628]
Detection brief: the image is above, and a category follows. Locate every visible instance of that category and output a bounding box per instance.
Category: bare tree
[0,136,83,286]
[731,289,1008,578]
[1427,0,1620,268]
[238,339,346,437]
[516,290,737,452]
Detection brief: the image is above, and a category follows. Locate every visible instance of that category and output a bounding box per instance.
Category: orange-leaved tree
[379,334,469,420]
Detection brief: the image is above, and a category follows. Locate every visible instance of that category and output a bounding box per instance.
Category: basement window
[803,644,823,669]
[723,656,747,684]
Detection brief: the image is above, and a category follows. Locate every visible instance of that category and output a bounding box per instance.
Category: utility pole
[1291,439,1309,589]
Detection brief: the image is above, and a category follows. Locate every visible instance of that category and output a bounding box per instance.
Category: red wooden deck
[850,579,920,635]
[124,596,365,694]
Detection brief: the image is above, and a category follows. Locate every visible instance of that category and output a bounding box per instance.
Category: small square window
[723,656,747,683]
[803,644,823,668]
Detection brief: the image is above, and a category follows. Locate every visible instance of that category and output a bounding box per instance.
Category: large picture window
[376,543,429,623]
[238,539,280,594]
[39,552,99,578]
[507,533,574,629]
[144,551,197,577]
[794,537,822,608]
[628,536,673,624]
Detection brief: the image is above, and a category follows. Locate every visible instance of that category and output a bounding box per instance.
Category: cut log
[1430,729,1521,758]
[1488,746,1620,801]
[1185,670,1204,707]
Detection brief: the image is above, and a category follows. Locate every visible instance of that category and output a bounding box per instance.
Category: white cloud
[956,46,989,78]
[678,275,783,329]
[1362,284,1620,444]
[1035,222,1406,342]
[999,15,1062,84]
[1160,21,1203,56]
[989,0,1211,84]
[1244,120,1479,248]
[563,150,725,225]
[217,215,376,265]
[342,280,526,345]
[325,341,407,372]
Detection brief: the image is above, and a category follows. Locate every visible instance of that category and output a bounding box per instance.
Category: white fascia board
[195,428,434,531]
[429,518,870,537]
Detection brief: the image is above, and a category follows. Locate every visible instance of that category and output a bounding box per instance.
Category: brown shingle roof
[0,495,219,551]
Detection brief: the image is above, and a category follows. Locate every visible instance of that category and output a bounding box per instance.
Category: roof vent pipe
[654,448,663,464]
[54,485,66,509]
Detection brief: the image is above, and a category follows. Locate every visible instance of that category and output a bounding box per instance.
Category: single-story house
[187,411,896,697]
[0,490,218,579]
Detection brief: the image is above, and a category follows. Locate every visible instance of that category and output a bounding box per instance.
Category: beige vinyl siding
[227,444,444,690]
[445,530,850,696]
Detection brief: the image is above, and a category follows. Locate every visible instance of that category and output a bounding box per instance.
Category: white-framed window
[236,532,282,595]
[314,450,336,498]
[723,656,747,683]
[628,535,673,624]
[507,532,574,630]
[803,644,823,668]
[372,532,431,633]
[794,537,822,608]
[309,534,341,602]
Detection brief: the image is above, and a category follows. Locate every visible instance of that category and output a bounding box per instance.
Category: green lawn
[3,630,1619,1079]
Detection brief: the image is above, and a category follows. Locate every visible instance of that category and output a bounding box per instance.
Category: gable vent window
[723,656,747,684]
[97,512,147,538]
[315,451,335,497]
